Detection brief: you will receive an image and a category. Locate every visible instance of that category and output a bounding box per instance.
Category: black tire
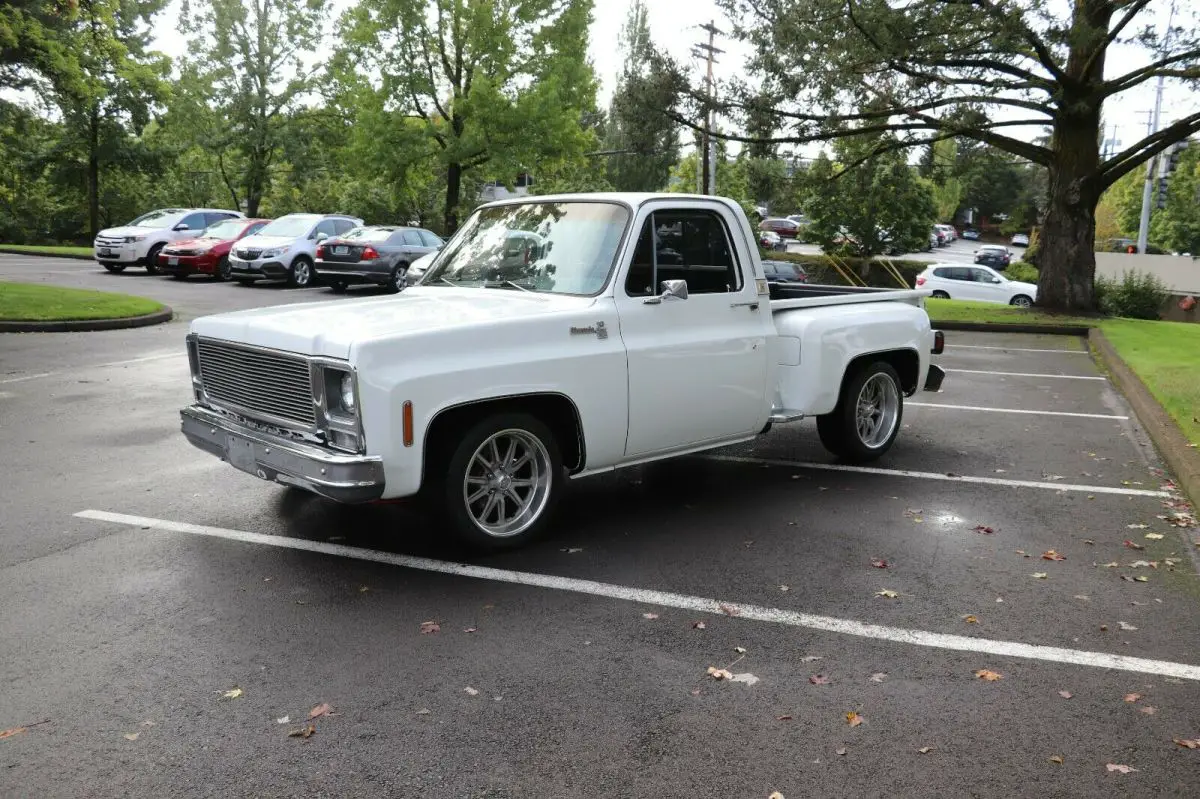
[387,261,409,293]
[433,412,564,552]
[170,273,186,280]
[288,256,314,288]
[144,243,164,274]
[101,263,125,274]
[215,256,231,281]
[930,290,950,299]
[817,361,904,463]
[1010,294,1033,308]
[234,278,256,287]
[329,280,348,294]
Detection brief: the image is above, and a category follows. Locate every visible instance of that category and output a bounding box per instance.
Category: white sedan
[1011,233,1030,247]
[916,264,1037,307]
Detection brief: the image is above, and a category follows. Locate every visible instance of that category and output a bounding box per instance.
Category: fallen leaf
[1106,763,1137,774]
[1144,533,1164,540]
[1083,539,1095,545]
[464,686,479,696]
[1123,693,1143,702]
[729,673,759,685]
[1127,523,1148,529]
[1049,755,1063,764]
[779,585,790,592]
[221,687,243,700]
[876,589,899,598]
[1101,562,1120,568]
[734,646,747,654]
[561,547,583,553]
[769,793,785,799]
[141,720,155,727]
[1074,595,1091,601]
[777,715,793,721]
[835,746,847,756]
[123,732,139,741]
[1042,550,1066,561]
[1173,738,1200,749]
[308,703,333,720]
[1128,560,1154,568]
[802,655,823,662]
[1031,572,1048,579]
[689,688,701,696]
[1059,690,1073,699]
[1124,540,1146,551]
[691,621,706,629]
[276,716,290,724]
[975,669,1003,681]
[1139,706,1156,715]
[918,746,934,754]
[972,525,995,534]
[1118,621,1138,631]
[287,724,316,739]
[1100,624,1109,631]
[415,708,431,715]
[642,612,659,620]
[419,620,440,634]
[0,727,27,740]
[706,667,733,681]
[846,711,863,727]
[963,615,979,624]
[464,627,477,633]
[358,586,370,593]
[809,674,831,685]
[869,672,888,682]
[870,558,889,569]
[718,603,740,616]
[1135,576,1149,582]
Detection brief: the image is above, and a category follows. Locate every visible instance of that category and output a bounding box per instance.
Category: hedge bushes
[1004,261,1038,283]
[760,249,931,288]
[1095,270,1169,320]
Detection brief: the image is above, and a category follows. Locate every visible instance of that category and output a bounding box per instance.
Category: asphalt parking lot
[3,256,1199,798]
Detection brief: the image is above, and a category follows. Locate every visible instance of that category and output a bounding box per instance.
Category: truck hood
[189,287,598,359]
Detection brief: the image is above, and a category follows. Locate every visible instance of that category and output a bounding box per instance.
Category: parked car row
[94,207,444,291]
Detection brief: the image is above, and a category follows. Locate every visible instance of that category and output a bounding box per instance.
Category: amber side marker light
[402,401,414,447]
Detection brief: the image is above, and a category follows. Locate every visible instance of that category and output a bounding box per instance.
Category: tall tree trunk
[444,161,462,234]
[1035,113,1102,312]
[88,106,100,238]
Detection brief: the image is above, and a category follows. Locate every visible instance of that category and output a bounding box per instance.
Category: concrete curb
[0,306,173,333]
[930,320,1092,336]
[1090,328,1200,510]
[0,247,93,261]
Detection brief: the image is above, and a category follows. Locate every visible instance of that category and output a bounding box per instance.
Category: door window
[334,219,357,235]
[624,210,742,297]
[970,268,997,283]
[314,219,339,239]
[419,230,443,248]
[402,230,424,246]
[179,212,208,230]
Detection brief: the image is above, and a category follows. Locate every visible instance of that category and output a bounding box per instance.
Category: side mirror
[314,232,328,242]
[644,279,688,305]
[173,223,190,231]
[991,277,1002,284]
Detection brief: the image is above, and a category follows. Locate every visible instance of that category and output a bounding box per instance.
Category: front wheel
[144,244,163,274]
[215,256,231,281]
[1010,294,1033,308]
[930,290,950,299]
[288,256,314,288]
[817,361,904,463]
[102,263,125,274]
[437,413,563,551]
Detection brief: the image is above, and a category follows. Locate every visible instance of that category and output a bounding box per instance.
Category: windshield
[202,219,249,240]
[257,215,319,238]
[342,227,395,242]
[131,209,186,228]
[424,202,630,295]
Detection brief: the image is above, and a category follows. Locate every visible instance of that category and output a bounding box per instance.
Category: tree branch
[948,0,1066,82]
[1099,109,1200,188]
[1102,48,1200,96]
[1082,0,1152,78]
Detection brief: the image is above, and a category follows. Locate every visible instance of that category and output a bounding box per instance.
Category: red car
[759,217,801,239]
[158,217,271,280]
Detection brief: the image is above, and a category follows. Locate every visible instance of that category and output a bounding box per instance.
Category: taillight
[316,245,325,258]
[361,246,379,260]
[916,276,926,286]
[932,331,945,355]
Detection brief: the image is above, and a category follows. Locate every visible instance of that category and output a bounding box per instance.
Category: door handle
[730,301,759,310]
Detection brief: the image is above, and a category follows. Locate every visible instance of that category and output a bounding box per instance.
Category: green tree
[601,0,680,192]
[926,139,963,222]
[1150,143,1200,254]
[0,1,80,91]
[180,0,329,216]
[805,136,936,258]
[347,0,598,233]
[712,0,1200,311]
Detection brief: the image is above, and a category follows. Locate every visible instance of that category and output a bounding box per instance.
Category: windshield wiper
[435,277,461,287]
[492,280,531,293]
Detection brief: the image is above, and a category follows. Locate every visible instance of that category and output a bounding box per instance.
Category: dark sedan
[315,225,443,293]
[762,259,808,284]
[974,244,1012,269]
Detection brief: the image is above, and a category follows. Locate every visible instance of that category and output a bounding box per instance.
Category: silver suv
[228,213,363,287]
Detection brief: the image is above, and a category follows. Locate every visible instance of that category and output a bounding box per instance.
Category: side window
[419,230,443,248]
[334,219,356,235]
[314,219,338,239]
[204,212,233,227]
[971,268,994,283]
[245,221,267,236]
[762,262,777,277]
[403,230,424,246]
[180,212,207,230]
[623,209,742,297]
[946,267,969,281]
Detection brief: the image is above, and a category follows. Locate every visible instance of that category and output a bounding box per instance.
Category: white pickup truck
[181,193,945,549]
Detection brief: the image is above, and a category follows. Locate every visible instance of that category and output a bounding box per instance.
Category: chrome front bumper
[181,404,385,503]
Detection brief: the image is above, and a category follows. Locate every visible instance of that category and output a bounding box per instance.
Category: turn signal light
[361,246,380,260]
[402,401,414,447]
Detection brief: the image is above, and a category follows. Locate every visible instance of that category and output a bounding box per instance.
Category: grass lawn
[925,298,1097,326]
[0,281,163,322]
[0,244,93,258]
[1099,318,1200,447]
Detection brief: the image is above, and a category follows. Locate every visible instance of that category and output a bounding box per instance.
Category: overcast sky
[142,0,1200,159]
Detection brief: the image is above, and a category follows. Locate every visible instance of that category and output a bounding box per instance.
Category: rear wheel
[329,280,348,294]
[930,290,950,299]
[388,262,409,293]
[101,263,125,274]
[434,412,564,551]
[144,244,163,274]
[817,361,904,463]
[288,256,314,288]
[1010,294,1033,308]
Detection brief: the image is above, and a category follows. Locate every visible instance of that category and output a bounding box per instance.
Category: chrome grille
[196,338,314,428]
[235,247,262,260]
[95,236,125,247]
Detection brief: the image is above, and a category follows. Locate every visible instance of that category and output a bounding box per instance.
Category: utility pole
[693,21,723,195]
[1137,0,1176,254]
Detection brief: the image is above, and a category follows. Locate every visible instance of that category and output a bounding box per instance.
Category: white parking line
[0,353,180,385]
[944,344,1086,354]
[703,455,1172,497]
[74,509,1200,680]
[948,369,1106,381]
[907,402,1127,420]
[0,372,54,385]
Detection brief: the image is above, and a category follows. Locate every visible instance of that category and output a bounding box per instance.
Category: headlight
[323,367,357,416]
[124,235,146,243]
[339,372,356,414]
[262,246,289,259]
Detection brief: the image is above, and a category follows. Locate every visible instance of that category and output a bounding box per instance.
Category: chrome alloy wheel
[462,429,553,538]
[855,372,901,449]
[292,259,311,286]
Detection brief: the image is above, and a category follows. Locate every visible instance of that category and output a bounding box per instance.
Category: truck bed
[768,282,930,311]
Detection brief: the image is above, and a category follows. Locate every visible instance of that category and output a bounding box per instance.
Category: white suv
[94,208,243,274]
[228,213,363,287]
[916,264,1037,307]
